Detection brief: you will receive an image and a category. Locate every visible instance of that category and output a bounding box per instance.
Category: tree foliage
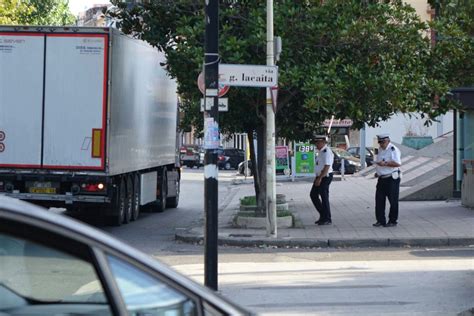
[109,0,472,139]
[427,0,474,95]
[0,0,32,24]
[108,0,472,207]
[0,0,76,25]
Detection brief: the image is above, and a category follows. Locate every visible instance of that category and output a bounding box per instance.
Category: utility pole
[360,124,366,169]
[204,0,219,291]
[266,0,277,237]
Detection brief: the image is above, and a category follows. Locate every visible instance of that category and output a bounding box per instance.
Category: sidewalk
[176,174,474,248]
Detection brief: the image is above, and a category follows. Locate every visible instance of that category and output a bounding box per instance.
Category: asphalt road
[74,169,474,315]
[162,246,474,316]
[100,168,239,255]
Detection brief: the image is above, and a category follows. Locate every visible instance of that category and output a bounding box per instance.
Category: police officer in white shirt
[373,134,402,227]
[311,135,335,225]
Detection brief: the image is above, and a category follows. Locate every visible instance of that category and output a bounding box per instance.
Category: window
[347,148,358,156]
[0,233,110,314]
[107,255,198,315]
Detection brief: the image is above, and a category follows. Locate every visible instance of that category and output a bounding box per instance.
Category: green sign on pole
[294,143,315,175]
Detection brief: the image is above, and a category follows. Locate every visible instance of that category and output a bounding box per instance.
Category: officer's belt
[379,169,400,179]
[316,172,333,178]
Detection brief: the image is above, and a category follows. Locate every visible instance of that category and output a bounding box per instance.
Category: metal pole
[266,0,277,237]
[204,0,219,291]
[453,109,458,195]
[360,124,366,169]
[244,133,248,179]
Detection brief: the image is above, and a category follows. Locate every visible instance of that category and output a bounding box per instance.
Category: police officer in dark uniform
[373,134,402,227]
[311,135,334,225]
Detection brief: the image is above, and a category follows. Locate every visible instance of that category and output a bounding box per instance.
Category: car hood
[334,154,360,163]
[344,156,360,163]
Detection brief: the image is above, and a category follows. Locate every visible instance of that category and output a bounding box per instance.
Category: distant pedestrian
[373,134,402,227]
[311,135,334,225]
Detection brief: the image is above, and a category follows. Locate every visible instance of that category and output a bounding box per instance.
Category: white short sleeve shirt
[315,145,334,177]
[375,142,401,176]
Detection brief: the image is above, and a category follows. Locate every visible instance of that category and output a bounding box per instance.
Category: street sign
[219,64,278,88]
[323,118,353,127]
[200,98,228,112]
[197,72,230,97]
[294,143,315,176]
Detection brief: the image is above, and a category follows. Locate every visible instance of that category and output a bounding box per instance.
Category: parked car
[346,146,377,166]
[332,147,361,174]
[237,148,360,175]
[238,160,254,176]
[217,148,245,170]
[237,160,286,176]
[179,144,202,168]
[0,195,249,315]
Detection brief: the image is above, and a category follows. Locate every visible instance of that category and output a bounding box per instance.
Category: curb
[175,229,474,249]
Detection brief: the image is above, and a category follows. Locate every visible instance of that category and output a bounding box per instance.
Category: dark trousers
[310,174,333,221]
[375,177,400,224]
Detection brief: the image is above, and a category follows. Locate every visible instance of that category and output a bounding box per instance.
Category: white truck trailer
[0,26,180,225]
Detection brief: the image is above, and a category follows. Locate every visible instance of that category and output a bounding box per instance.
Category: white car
[0,195,250,315]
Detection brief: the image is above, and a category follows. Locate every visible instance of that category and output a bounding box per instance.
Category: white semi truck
[0,26,180,225]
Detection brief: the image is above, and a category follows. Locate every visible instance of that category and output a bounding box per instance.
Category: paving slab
[176,174,474,248]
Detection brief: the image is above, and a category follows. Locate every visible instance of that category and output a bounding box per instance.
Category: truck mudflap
[0,192,109,204]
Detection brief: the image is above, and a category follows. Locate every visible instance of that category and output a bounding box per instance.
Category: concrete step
[359,154,417,178]
[400,172,453,201]
[402,156,432,174]
[402,158,451,187]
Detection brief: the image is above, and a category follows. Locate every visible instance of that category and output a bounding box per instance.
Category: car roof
[348,146,375,150]
[0,195,248,315]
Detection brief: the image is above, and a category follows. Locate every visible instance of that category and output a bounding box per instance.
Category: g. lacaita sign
[219,64,278,88]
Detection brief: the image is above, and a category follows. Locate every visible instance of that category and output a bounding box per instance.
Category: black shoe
[384,222,397,227]
[318,220,332,226]
[373,222,385,227]
[315,219,321,224]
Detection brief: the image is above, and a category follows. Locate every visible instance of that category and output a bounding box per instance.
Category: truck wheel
[146,169,167,213]
[156,170,167,212]
[123,176,133,224]
[167,174,180,208]
[108,178,126,226]
[131,173,140,221]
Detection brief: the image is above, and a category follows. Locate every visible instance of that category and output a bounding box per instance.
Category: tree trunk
[256,124,266,217]
[247,128,265,217]
[247,130,260,202]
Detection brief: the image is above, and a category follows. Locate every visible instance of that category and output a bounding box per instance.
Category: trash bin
[461,160,474,208]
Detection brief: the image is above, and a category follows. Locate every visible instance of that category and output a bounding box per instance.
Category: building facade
[76,4,111,27]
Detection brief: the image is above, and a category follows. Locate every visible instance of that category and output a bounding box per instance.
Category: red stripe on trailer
[0,32,43,168]
[0,32,44,36]
[43,33,108,170]
[47,33,107,38]
[100,34,109,170]
[0,164,42,168]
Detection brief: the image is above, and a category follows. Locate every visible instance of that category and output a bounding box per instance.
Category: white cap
[377,133,390,140]
[314,135,328,141]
